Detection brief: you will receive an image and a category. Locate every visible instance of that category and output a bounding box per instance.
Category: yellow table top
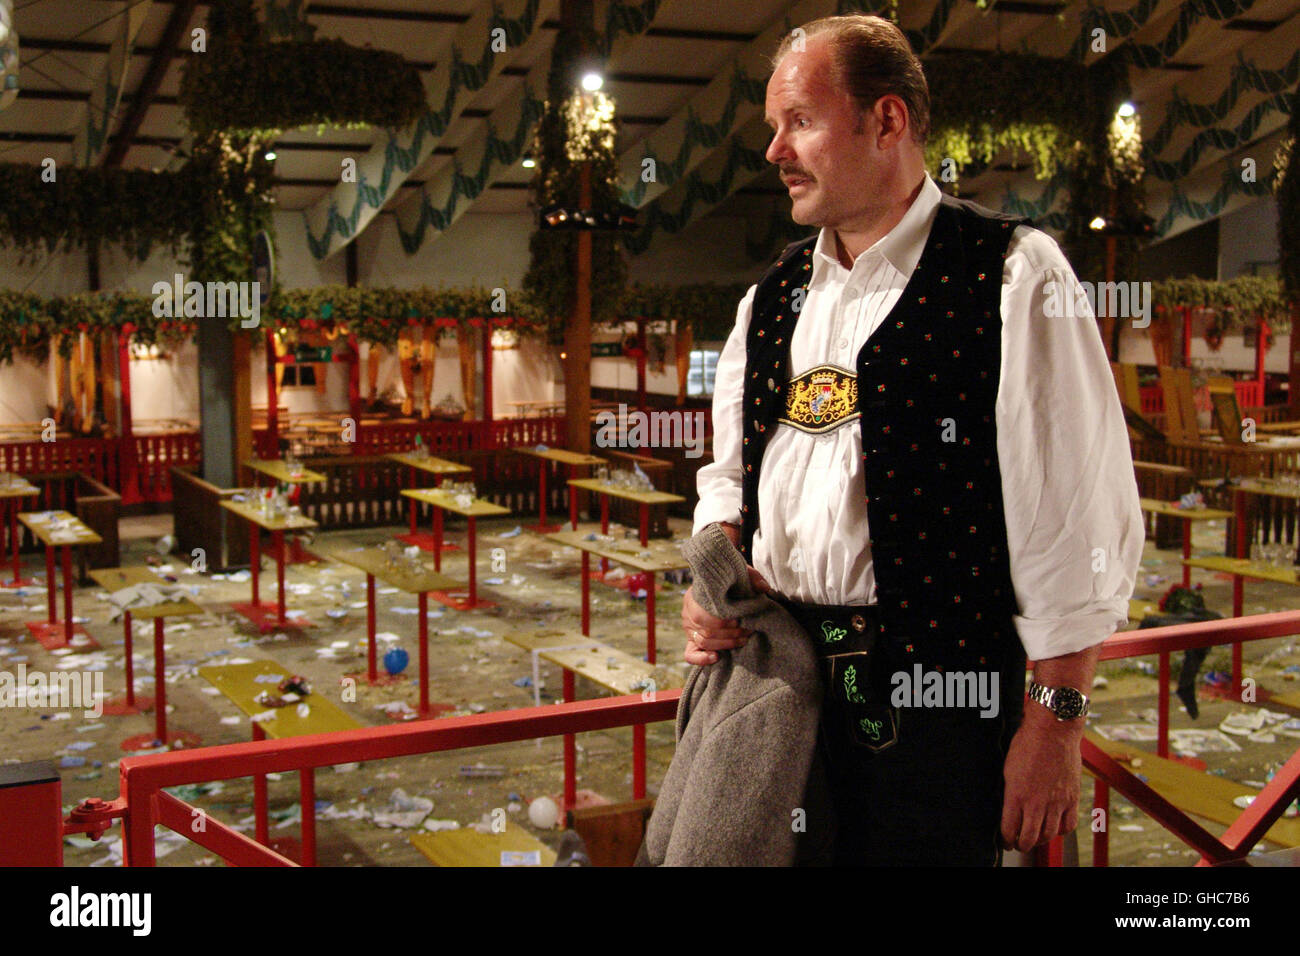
[242,459,327,484]
[18,510,102,546]
[87,567,203,619]
[321,545,463,594]
[1183,555,1300,586]
[0,475,40,499]
[410,823,557,867]
[513,447,606,467]
[1202,477,1300,500]
[385,452,473,476]
[198,660,362,738]
[544,527,689,573]
[1138,498,1234,520]
[566,477,684,505]
[503,629,682,696]
[400,488,510,518]
[220,498,320,532]
[1128,599,1160,621]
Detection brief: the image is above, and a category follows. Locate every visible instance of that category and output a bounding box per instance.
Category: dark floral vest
[740,195,1028,675]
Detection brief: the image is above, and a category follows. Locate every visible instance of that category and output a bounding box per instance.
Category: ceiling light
[264,150,278,161]
[1116,102,1136,118]
[581,71,603,92]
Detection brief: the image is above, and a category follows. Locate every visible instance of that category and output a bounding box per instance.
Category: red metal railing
[1081,611,1300,867]
[1138,381,1268,416]
[108,693,679,866]
[0,435,201,505]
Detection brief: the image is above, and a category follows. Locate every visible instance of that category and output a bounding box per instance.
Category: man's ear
[874,95,910,146]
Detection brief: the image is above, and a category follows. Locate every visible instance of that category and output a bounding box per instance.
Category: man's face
[764,37,880,231]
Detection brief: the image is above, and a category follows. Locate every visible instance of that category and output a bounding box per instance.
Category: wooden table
[243,459,327,565]
[566,477,684,549]
[513,447,605,532]
[399,489,509,610]
[410,823,556,866]
[321,544,462,714]
[504,628,680,806]
[219,499,319,631]
[200,659,362,866]
[384,452,472,553]
[543,528,689,664]
[1182,554,1300,698]
[18,510,102,650]
[89,566,203,750]
[505,399,564,419]
[1139,498,1234,587]
[0,473,40,588]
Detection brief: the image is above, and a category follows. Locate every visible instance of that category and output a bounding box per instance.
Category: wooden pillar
[565,162,593,453]
[482,323,494,422]
[234,333,252,484]
[265,327,279,455]
[1290,301,1300,418]
[635,317,647,414]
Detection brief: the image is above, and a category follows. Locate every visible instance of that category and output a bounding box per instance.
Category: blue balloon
[383,647,410,676]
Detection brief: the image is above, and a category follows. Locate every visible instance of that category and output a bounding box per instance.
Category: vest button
[768,378,776,390]
[851,614,866,632]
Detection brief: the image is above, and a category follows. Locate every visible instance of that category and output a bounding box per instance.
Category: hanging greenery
[0,163,195,260]
[923,51,1138,284]
[521,23,628,330]
[0,281,756,364]
[1277,88,1299,304]
[1150,275,1289,331]
[178,37,426,139]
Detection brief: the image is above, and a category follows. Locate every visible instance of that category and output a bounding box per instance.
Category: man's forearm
[1023,645,1101,732]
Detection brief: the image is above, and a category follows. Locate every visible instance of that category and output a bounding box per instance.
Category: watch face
[1053,687,1087,720]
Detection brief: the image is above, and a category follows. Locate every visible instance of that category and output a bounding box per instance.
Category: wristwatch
[1027,681,1090,721]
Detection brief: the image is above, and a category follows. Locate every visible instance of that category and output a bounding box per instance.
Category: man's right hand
[682,522,769,666]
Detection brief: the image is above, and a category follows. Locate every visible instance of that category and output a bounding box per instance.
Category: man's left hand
[999,708,1083,853]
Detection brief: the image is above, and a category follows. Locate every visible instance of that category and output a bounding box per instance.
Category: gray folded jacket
[637,522,830,866]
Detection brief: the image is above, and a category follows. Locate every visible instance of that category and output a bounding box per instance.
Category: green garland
[178,37,426,139]
[1150,275,1289,330]
[0,282,755,364]
[0,164,194,260]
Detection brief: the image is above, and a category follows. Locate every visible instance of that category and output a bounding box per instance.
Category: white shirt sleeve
[692,285,756,536]
[998,227,1145,661]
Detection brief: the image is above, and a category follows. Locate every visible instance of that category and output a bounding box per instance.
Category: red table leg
[645,570,656,664]
[124,612,136,708]
[563,669,576,811]
[250,520,260,606]
[1157,651,1169,760]
[152,617,166,743]
[418,590,430,716]
[61,544,73,647]
[600,495,610,574]
[581,552,590,636]
[4,497,36,587]
[433,507,443,572]
[299,769,316,867]
[467,516,477,605]
[1232,489,1245,697]
[569,484,578,530]
[274,529,286,624]
[408,466,418,536]
[44,544,55,622]
[366,572,377,684]
[632,724,646,800]
[253,723,269,846]
[639,503,649,548]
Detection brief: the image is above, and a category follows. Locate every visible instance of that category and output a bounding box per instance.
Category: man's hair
[772,15,930,146]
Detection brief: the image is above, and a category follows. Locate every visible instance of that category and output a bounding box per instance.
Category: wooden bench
[567,798,654,867]
[410,823,557,867]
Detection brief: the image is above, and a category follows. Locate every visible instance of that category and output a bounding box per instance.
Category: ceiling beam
[100,0,196,167]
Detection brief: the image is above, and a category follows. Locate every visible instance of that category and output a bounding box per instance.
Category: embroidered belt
[778,364,859,435]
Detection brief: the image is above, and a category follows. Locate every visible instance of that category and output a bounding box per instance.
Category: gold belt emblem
[778,364,859,434]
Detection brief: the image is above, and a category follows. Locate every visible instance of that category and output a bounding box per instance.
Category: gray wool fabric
[637,522,828,866]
